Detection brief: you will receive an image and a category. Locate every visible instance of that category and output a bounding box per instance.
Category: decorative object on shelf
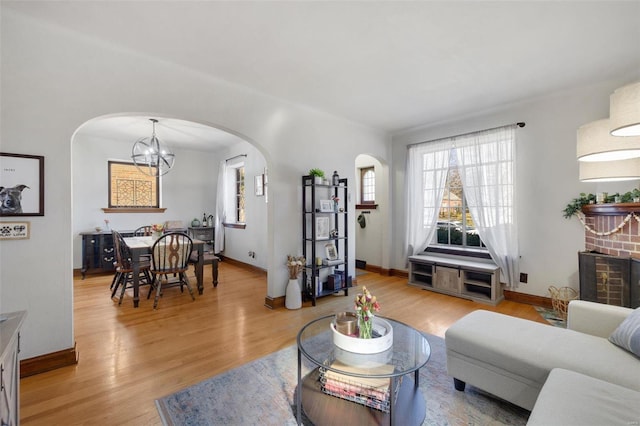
[286,255,305,309]
[354,286,380,339]
[151,223,164,240]
[325,242,338,260]
[610,81,640,136]
[315,217,330,239]
[331,195,340,212]
[104,219,110,231]
[309,168,325,184]
[131,118,175,177]
[191,218,201,227]
[332,170,340,186]
[319,199,333,212]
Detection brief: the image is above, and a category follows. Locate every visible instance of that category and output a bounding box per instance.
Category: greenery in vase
[309,168,325,178]
[354,286,380,339]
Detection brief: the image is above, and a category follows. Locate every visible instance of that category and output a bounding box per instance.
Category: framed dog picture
[0,153,45,216]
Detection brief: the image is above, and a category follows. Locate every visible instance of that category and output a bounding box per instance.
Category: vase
[152,231,162,241]
[358,312,374,339]
[285,278,302,309]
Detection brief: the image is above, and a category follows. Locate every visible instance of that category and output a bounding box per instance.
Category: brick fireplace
[579,203,640,308]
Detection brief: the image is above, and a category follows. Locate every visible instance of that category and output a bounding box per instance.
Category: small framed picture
[325,242,338,260]
[315,216,330,239]
[319,200,333,212]
[0,152,45,216]
[254,174,264,196]
[0,221,30,240]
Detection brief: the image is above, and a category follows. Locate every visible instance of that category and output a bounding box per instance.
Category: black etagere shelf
[301,174,350,306]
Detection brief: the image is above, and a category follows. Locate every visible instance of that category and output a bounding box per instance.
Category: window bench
[408,253,503,305]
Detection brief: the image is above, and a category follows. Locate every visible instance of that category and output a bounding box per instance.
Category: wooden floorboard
[20,264,547,425]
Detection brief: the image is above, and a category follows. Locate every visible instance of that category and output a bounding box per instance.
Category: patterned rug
[534,306,567,328]
[156,333,529,425]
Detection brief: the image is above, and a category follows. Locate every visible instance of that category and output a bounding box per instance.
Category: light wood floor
[20,263,547,425]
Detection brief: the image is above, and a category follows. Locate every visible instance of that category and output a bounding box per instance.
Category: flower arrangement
[151,223,164,233]
[286,255,306,279]
[354,286,380,339]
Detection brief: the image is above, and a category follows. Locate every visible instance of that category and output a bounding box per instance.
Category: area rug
[534,306,567,328]
[156,333,529,425]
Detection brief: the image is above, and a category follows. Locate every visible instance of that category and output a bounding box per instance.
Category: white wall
[0,9,389,359]
[391,77,640,298]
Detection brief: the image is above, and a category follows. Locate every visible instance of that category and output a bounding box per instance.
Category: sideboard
[79,230,134,278]
[0,311,26,426]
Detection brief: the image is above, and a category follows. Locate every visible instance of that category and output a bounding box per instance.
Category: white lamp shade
[579,157,640,182]
[610,81,640,136]
[577,118,640,162]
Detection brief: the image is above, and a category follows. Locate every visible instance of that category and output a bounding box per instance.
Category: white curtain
[404,139,451,259]
[454,125,519,287]
[214,161,227,254]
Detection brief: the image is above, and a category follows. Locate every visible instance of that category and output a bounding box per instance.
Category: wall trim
[220,256,267,275]
[504,289,553,308]
[21,343,78,378]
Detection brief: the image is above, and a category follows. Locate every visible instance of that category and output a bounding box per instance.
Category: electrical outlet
[520,272,528,283]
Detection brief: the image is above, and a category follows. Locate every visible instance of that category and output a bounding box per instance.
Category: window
[235,166,245,223]
[434,150,485,248]
[108,161,159,208]
[360,167,375,204]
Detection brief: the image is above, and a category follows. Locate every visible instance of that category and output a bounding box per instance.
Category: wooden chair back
[151,233,192,273]
[134,225,152,236]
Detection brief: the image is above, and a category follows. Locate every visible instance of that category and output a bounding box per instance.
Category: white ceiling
[5,1,640,149]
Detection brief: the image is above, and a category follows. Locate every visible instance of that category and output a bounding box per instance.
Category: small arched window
[360,167,375,204]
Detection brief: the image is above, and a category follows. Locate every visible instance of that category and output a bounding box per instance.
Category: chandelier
[131,118,175,176]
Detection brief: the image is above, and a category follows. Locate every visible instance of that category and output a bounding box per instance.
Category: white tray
[331,316,393,354]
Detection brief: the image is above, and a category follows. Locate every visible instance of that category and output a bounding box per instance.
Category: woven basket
[548,286,578,320]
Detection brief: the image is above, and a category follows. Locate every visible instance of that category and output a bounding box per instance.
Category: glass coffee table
[296,315,431,425]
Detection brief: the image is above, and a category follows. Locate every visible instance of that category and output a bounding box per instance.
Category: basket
[548,286,578,320]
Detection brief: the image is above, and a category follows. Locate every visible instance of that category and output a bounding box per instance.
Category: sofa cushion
[609,307,640,358]
[527,368,640,426]
[445,310,640,392]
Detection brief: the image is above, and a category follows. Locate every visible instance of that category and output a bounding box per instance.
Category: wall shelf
[582,202,640,216]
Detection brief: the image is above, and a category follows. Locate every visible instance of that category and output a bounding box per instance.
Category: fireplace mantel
[582,202,640,216]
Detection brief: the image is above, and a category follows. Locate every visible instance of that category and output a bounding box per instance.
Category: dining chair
[150,232,195,309]
[133,225,152,236]
[111,230,154,305]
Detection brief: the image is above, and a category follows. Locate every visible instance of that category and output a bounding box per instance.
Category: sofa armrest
[566,300,633,338]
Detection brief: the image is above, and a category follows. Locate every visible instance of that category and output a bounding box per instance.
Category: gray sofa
[445,300,640,423]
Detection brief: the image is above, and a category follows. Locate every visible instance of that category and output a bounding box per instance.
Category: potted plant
[309,168,325,185]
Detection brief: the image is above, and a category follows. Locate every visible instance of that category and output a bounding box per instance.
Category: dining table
[123,235,206,308]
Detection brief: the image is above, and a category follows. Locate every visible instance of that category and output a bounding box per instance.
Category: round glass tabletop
[297,314,431,378]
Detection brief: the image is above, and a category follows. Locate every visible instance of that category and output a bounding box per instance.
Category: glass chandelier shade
[610,81,640,137]
[579,157,640,182]
[131,119,175,177]
[577,118,640,162]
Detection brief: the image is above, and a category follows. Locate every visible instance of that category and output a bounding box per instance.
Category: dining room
[71,115,269,294]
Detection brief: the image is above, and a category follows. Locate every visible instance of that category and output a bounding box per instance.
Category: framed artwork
[254,174,264,196]
[0,152,44,216]
[0,221,30,240]
[319,200,333,212]
[315,216,330,239]
[325,242,338,260]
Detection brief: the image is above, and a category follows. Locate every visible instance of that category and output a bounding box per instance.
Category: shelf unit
[408,254,503,305]
[302,175,350,306]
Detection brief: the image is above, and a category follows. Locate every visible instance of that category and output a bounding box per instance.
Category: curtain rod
[225,154,247,162]
[407,122,525,148]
